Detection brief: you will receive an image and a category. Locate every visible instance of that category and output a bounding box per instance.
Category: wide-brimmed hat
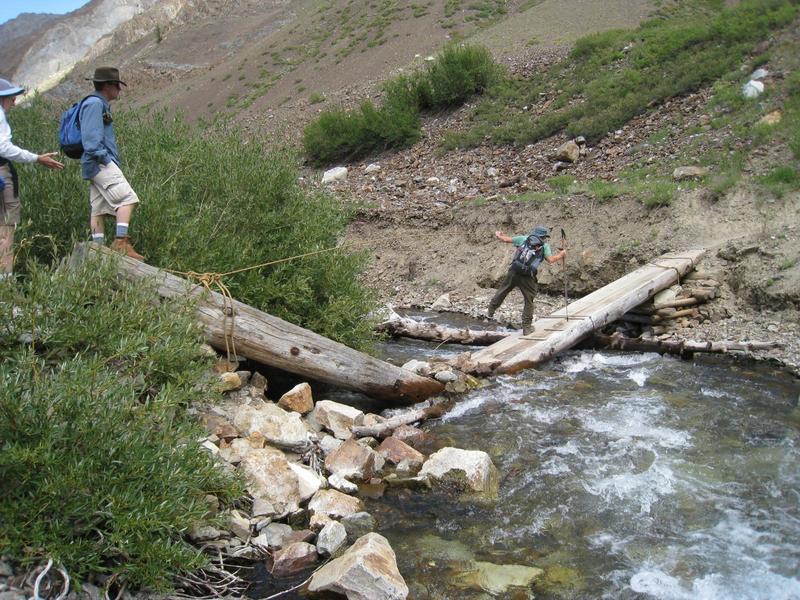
[0,78,25,97]
[86,67,127,86]
[531,225,550,238]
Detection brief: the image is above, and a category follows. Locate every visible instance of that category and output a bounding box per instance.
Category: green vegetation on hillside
[10,102,377,350]
[443,0,799,149]
[303,44,498,164]
[0,258,242,589]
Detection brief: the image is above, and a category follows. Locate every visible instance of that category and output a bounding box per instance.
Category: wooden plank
[72,243,444,404]
[471,249,705,374]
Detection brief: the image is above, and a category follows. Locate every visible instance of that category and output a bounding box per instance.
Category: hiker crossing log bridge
[71,243,443,404]
[470,248,706,375]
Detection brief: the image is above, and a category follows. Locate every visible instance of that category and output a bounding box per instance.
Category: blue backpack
[58,95,93,159]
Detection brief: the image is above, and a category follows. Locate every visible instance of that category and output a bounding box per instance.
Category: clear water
[367,348,800,600]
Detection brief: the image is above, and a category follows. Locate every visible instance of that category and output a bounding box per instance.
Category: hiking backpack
[510,234,545,277]
[58,96,93,159]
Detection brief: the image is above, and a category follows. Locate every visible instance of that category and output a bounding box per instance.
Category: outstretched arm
[494,231,513,243]
[545,248,566,263]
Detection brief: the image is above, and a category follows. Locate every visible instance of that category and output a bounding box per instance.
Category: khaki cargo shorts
[0,164,20,227]
[89,161,139,217]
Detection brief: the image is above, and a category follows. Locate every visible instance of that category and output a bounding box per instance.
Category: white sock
[92,233,105,243]
[0,272,13,280]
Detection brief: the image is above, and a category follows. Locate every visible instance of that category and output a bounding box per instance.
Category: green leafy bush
[0,257,242,590]
[10,100,377,350]
[303,44,498,164]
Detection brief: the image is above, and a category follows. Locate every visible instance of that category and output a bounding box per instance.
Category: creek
[363,313,800,600]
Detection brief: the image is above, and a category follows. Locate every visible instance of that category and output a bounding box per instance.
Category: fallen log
[378,308,509,345]
[590,333,782,356]
[71,243,443,404]
[351,402,451,438]
[653,297,699,310]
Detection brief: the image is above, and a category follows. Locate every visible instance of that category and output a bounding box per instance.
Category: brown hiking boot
[110,236,144,261]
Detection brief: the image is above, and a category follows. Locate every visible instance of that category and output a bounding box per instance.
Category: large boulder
[419,447,498,496]
[233,403,310,449]
[312,400,365,439]
[277,382,314,414]
[325,438,384,481]
[308,533,408,600]
[271,541,318,578]
[555,140,580,163]
[240,447,302,515]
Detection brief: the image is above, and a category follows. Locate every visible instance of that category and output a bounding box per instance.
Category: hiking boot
[486,308,495,319]
[110,236,144,261]
[522,325,533,336]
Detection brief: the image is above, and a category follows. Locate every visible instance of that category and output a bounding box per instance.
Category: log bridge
[470,248,706,374]
[71,243,443,404]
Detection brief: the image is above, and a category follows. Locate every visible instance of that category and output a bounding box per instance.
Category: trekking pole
[561,228,568,320]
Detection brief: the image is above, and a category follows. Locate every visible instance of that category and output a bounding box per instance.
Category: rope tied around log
[166,245,347,366]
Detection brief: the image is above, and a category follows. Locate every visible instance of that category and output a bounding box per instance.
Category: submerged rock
[419,447,499,496]
[452,560,544,595]
[308,533,409,600]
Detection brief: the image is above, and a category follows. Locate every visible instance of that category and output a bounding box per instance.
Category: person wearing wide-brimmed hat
[487,225,566,335]
[79,66,143,261]
[0,78,64,280]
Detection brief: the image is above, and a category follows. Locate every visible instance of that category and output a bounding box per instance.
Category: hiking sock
[91,233,105,244]
[115,223,129,238]
[0,272,13,282]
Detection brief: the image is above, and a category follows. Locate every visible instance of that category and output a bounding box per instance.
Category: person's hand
[494,231,504,239]
[37,152,64,170]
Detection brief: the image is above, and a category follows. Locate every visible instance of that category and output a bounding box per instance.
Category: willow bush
[9,102,377,350]
[0,257,243,590]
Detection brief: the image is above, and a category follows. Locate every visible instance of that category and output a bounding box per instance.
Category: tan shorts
[0,164,20,227]
[89,162,139,217]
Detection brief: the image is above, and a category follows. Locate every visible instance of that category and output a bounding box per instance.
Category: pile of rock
[194,368,499,599]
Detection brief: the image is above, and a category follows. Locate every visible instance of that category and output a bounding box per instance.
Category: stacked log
[620,271,722,334]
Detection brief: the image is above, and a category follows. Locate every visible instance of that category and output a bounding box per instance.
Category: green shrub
[303,44,498,164]
[0,257,242,590]
[10,100,377,350]
[758,165,800,198]
[546,175,575,193]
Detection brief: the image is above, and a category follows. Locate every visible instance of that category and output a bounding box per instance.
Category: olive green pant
[488,269,538,329]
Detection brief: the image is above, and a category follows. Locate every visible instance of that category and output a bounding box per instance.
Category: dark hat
[0,78,25,97]
[86,67,127,86]
[531,225,550,238]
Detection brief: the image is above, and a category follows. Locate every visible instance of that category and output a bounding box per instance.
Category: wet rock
[241,447,302,515]
[313,400,365,439]
[452,560,544,595]
[419,447,499,495]
[341,511,376,543]
[325,438,384,481]
[278,382,314,414]
[233,403,311,449]
[271,541,318,577]
[377,437,425,468]
[317,520,348,556]
[308,533,408,600]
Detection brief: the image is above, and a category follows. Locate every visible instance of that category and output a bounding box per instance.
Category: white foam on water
[700,387,728,398]
[629,567,800,600]
[581,399,691,449]
[560,350,663,374]
[628,367,650,387]
[440,394,489,421]
[583,459,675,514]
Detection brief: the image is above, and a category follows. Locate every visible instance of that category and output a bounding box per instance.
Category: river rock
[308,489,364,520]
[271,541,318,577]
[320,434,344,456]
[377,437,425,468]
[288,461,326,501]
[317,520,348,556]
[233,402,310,449]
[672,166,709,180]
[341,512,376,542]
[392,424,427,449]
[401,359,431,377]
[322,167,348,184]
[228,509,251,541]
[217,371,242,392]
[419,447,499,495]
[326,438,384,481]
[241,447,302,515]
[313,400,365,439]
[329,472,359,494]
[555,140,580,163]
[308,533,409,600]
[453,560,544,595]
[277,382,314,414]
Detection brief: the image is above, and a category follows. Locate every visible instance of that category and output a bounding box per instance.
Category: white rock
[401,359,431,376]
[308,533,408,600]
[228,510,251,541]
[672,166,710,181]
[486,167,499,177]
[419,447,498,495]
[322,167,348,184]
[289,462,326,502]
[742,80,764,98]
[364,163,381,174]
[233,403,310,449]
[434,370,458,383]
[431,293,451,310]
[329,472,359,494]
[241,447,302,515]
[317,521,348,556]
[320,434,344,456]
[751,68,769,80]
[312,400,365,439]
[308,489,364,520]
[426,176,440,185]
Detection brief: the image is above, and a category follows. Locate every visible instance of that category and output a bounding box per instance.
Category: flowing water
[367,333,800,600]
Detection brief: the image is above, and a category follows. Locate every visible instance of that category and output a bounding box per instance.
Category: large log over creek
[71,243,443,404]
